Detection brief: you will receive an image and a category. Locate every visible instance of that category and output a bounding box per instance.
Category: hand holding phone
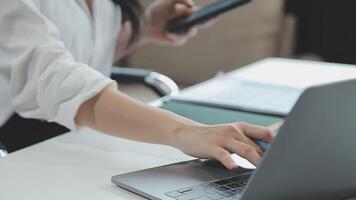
[166,0,251,33]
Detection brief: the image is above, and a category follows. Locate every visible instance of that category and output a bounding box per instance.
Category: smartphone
[166,0,252,33]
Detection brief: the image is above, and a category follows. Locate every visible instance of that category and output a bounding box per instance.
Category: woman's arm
[86,0,273,169]
[76,86,273,170]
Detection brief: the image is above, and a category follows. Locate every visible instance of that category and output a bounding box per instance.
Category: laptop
[112,79,356,200]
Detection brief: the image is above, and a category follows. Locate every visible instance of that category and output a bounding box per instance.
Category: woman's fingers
[186,27,198,38]
[172,3,193,17]
[166,27,197,45]
[225,140,262,166]
[171,0,196,19]
[199,17,218,29]
[173,0,195,7]
[227,125,263,155]
[213,148,238,170]
[212,138,262,170]
[238,122,274,143]
[166,34,187,45]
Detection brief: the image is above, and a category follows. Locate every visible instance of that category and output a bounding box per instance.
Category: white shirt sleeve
[0,0,117,131]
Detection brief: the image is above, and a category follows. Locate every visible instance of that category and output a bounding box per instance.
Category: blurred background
[119,0,356,100]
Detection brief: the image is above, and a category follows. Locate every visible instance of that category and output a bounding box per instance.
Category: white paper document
[174,58,356,116]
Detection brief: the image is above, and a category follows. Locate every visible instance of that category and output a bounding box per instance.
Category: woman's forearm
[75,86,199,146]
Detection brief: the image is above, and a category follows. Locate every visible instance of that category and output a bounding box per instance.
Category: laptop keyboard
[165,173,251,200]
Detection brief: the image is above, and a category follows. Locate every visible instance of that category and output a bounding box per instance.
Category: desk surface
[0,129,193,200]
[1,58,352,199]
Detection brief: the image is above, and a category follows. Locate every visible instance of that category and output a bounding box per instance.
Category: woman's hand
[142,0,212,46]
[171,122,274,170]
[114,0,216,61]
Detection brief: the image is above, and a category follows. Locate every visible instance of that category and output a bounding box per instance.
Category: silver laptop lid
[241,79,356,200]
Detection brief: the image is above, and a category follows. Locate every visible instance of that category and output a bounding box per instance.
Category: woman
[0,0,273,170]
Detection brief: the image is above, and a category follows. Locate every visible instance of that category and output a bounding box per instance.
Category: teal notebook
[160,100,283,127]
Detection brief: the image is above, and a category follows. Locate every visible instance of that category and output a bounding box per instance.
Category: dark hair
[111,0,143,46]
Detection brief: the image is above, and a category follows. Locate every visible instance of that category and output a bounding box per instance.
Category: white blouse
[0,0,121,130]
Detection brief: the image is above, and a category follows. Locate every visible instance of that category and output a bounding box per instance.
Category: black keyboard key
[203,188,217,194]
[226,183,241,189]
[194,197,211,200]
[191,185,206,191]
[230,188,243,194]
[239,180,248,186]
[206,193,225,200]
[224,193,242,200]
[227,174,251,182]
[212,179,231,185]
[220,191,236,197]
[214,185,230,192]
[201,183,219,188]
[178,188,193,194]
[165,190,183,198]
[176,191,206,200]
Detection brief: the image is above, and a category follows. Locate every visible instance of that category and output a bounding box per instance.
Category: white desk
[0,129,193,200]
[2,58,356,199]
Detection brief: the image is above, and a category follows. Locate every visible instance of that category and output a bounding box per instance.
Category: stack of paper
[173,58,356,116]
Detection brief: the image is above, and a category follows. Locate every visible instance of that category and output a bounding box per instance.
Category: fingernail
[229,162,238,169]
